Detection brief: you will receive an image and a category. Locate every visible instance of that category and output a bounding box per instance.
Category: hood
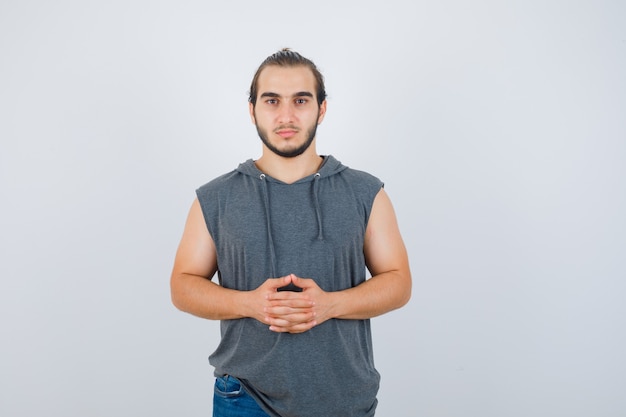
[233,155,347,279]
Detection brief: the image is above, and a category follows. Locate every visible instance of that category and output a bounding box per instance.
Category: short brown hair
[248,48,327,106]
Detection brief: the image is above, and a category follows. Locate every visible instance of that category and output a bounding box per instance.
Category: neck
[255,148,323,184]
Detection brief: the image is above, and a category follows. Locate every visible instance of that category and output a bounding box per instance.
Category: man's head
[249,49,327,158]
[249,48,326,107]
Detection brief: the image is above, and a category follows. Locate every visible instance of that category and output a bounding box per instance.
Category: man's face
[250,65,327,158]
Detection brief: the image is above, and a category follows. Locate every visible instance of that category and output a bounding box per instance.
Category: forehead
[256,65,317,96]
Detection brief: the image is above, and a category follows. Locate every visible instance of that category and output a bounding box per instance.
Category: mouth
[275,128,299,138]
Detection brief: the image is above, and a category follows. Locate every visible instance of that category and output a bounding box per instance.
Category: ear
[317,100,327,125]
[248,102,256,124]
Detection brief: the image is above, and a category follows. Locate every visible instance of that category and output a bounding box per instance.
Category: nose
[277,102,295,124]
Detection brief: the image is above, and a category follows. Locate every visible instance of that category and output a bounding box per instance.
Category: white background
[1,1,625,416]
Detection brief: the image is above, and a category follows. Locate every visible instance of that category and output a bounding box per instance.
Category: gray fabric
[196,155,383,417]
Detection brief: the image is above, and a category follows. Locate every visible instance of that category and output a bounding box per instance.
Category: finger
[265,305,314,317]
[266,291,313,304]
[269,319,317,333]
[266,318,312,330]
[289,275,316,289]
[266,309,316,324]
[263,275,293,292]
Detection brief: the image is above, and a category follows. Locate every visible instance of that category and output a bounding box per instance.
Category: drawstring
[313,173,324,240]
[259,174,277,277]
[259,173,324,277]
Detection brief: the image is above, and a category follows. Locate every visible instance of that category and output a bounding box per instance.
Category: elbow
[396,271,412,309]
[171,292,184,312]
[399,286,411,308]
[170,274,187,312]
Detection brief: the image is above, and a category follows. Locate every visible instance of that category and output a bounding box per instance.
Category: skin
[170,65,412,333]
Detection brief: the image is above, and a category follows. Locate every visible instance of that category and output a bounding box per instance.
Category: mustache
[273,125,300,132]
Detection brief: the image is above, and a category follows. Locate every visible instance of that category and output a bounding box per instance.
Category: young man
[171,49,412,417]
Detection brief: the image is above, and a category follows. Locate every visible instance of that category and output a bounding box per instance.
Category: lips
[276,130,297,138]
[274,127,299,138]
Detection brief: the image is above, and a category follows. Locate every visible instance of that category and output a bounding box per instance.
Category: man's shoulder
[336,165,384,189]
[340,165,378,179]
[197,159,258,194]
[324,156,378,181]
[198,170,237,188]
[195,169,247,201]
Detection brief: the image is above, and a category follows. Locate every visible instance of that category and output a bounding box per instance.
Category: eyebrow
[260,91,314,99]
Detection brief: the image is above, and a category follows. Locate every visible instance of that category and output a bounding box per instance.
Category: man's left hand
[264,274,334,334]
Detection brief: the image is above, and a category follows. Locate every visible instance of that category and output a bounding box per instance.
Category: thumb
[290,274,313,289]
[266,274,293,290]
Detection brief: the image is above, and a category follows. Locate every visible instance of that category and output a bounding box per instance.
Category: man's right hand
[249,274,317,334]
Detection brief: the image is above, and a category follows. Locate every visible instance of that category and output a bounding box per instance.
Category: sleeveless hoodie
[196,155,383,417]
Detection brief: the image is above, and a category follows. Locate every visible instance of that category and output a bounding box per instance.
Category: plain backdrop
[1,1,625,416]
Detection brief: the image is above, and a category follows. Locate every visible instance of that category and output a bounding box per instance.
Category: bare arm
[170,199,312,322]
[265,189,412,332]
[330,188,412,318]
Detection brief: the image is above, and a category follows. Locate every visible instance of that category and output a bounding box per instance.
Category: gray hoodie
[196,155,383,417]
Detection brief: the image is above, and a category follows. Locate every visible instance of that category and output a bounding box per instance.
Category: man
[171,49,411,417]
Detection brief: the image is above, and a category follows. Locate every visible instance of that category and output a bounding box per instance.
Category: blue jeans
[213,375,271,417]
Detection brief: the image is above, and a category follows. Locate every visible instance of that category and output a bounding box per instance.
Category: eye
[266,98,278,105]
[295,98,307,105]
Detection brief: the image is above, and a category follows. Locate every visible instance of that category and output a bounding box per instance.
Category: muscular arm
[170,199,243,319]
[265,189,412,332]
[332,188,412,319]
[170,199,309,322]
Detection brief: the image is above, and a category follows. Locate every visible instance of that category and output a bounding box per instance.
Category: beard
[254,113,320,158]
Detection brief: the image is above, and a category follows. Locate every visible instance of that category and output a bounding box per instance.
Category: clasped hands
[254,273,332,334]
